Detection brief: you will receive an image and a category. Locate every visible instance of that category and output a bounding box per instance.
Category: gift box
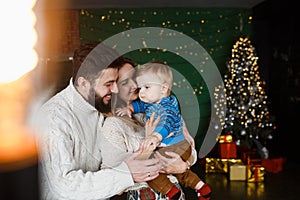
[219,143,237,158]
[205,158,242,174]
[229,163,247,181]
[205,158,229,173]
[262,157,286,173]
[242,150,262,165]
[218,134,237,158]
[247,164,265,182]
[242,150,255,163]
[218,134,233,143]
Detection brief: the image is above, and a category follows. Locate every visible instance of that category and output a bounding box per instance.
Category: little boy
[116,62,211,200]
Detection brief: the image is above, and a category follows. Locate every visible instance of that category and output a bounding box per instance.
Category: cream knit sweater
[99,115,197,192]
[99,116,150,191]
[36,80,134,200]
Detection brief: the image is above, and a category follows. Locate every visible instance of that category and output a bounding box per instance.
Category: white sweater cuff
[114,162,135,187]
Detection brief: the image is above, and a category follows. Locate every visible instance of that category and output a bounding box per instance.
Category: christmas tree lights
[223,37,276,148]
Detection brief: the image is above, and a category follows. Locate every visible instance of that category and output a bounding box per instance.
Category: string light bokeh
[78,8,252,148]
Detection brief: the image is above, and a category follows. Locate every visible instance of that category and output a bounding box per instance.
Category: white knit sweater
[36,80,134,200]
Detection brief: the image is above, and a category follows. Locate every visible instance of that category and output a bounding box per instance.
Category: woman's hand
[155,151,188,174]
[115,106,133,118]
[183,122,195,148]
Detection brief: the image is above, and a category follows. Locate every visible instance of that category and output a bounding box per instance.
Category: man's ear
[76,77,91,98]
[77,77,90,88]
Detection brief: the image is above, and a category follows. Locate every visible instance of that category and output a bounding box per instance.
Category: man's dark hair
[72,42,120,86]
[110,56,136,70]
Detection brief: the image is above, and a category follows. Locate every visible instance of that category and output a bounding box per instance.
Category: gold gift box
[247,165,265,182]
[205,158,242,173]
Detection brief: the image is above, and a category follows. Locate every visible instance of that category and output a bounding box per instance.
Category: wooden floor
[184,161,300,200]
[1,161,299,200]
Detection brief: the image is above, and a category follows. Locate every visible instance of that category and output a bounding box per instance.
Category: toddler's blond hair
[136,62,173,90]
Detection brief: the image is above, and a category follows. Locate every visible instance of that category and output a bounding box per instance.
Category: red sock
[196,184,212,199]
[166,185,180,199]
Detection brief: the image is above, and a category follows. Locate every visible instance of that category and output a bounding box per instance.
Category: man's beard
[87,88,111,114]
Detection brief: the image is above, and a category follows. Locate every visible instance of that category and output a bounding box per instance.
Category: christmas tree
[222,37,276,151]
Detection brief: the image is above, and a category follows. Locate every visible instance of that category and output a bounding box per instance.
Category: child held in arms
[116,61,212,200]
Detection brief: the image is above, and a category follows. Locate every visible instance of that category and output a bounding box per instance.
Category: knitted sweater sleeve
[131,99,146,113]
[99,117,135,169]
[37,104,134,200]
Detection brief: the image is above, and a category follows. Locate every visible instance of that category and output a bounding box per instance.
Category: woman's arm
[183,120,195,148]
[99,117,161,182]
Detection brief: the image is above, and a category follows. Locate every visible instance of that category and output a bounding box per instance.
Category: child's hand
[115,106,133,118]
[145,112,160,137]
[134,143,154,160]
[140,134,162,152]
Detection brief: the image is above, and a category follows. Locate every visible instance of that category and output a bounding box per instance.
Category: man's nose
[110,82,118,93]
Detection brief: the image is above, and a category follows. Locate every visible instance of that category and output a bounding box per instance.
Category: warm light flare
[0,0,37,83]
[0,0,38,171]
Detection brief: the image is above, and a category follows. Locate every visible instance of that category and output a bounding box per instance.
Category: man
[36,43,162,199]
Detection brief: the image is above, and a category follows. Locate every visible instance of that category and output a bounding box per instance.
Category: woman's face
[117,63,139,104]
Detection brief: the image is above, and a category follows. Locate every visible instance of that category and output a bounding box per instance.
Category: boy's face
[136,74,165,104]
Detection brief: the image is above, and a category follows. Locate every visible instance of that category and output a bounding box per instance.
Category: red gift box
[218,134,237,159]
[219,142,237,158]
[242,150,262,165]
[262,157,286,173]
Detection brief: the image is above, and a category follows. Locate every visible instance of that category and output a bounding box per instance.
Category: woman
[99,57,196,199]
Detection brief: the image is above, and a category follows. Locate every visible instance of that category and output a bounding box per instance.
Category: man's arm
[36,107,133,199]
[38,129,134,199]
[125,150,161,181]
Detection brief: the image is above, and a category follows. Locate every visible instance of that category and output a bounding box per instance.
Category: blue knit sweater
[131,95,184,145]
